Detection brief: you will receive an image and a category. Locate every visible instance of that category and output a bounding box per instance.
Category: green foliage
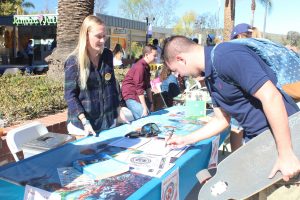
[0,1,14,15]
[287,31,300,47]
[173,11,197,37]
[114,68,129,83]
[257,0,272,12]
[119,0,178,28]
[130,41,143,59]
[0,74,66,125]
[0,0,35,15]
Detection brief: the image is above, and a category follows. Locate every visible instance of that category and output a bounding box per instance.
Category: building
[0,14,57,65]
[0,13,171,65]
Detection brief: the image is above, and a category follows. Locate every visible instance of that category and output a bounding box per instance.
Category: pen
[165,130,174,147]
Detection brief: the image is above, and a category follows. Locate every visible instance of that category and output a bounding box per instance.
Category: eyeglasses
[140,123,161,137]
[125,123,161,138]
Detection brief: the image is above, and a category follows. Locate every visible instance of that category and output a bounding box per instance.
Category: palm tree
[46,0,95,81]
[16,0,35,14]
[251,0,272,37]
[224,0,272,41]
[262,0,272,37]
[251,0,256,27]
[223,0,235,41]
[0,0,34,15]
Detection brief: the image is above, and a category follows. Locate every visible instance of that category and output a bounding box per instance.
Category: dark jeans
[28,54,33,66]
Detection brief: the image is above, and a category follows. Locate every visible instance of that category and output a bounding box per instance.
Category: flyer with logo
[161,168,179,200]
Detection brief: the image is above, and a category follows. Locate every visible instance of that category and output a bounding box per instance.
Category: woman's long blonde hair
[69,15,105,90]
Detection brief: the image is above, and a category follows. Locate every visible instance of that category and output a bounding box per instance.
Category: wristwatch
[82,118,90,127]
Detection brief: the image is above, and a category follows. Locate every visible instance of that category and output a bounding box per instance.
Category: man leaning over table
[163,36,300,186]
[122,45,157,120]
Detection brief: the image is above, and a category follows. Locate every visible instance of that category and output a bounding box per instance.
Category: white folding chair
[3,68,22,75]
[6,121,48,161]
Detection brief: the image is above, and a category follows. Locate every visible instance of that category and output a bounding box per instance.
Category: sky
[28,0,300,35]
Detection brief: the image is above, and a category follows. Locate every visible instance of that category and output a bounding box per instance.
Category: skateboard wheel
[197,169,212,184]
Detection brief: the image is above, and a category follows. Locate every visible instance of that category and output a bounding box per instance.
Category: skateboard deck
[198,111,300,200]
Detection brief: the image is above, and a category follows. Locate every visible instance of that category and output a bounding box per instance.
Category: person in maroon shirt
[122,45,157,119]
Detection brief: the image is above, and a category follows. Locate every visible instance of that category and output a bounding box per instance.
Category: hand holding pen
[165,129,187,149]
[165,130,174,147]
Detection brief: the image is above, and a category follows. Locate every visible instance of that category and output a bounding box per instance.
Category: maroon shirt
[122,58,151,103]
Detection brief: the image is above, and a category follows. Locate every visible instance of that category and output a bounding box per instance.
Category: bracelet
[82,119,90,127]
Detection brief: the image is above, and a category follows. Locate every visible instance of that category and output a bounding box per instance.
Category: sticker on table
[24,185,61,200]
[208,135,220,169]
[161,168,179,200]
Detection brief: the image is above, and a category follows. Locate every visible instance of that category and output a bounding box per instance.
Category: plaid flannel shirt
[64,48,119,132]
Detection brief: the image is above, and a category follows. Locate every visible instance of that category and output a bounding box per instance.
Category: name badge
[104,73,112,81]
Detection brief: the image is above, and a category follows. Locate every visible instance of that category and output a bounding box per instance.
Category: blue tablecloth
[0,106,229,200]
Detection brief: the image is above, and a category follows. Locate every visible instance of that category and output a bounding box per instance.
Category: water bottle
[0,118,4,137]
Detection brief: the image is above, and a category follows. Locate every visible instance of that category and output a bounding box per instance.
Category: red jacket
[121,58,151,103]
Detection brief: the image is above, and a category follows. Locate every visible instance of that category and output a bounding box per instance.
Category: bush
[0,73,66,126]
[114,68,129,83]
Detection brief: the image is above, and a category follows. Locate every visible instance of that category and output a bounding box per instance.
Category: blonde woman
[64,15,120,137]
[251,27,262,38]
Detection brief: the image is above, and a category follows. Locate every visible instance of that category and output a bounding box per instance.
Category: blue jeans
[125,99,149,120]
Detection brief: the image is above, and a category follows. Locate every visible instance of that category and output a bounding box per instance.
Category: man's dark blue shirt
[204,42,299,139]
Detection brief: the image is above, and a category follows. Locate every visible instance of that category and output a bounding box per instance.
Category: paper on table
[166,146,189,158]
[108,137,151,149]
[57,167,94,188]
[125,153,173,177]
[161,168,179,200]
[208,135,220,169]
[24,185,61,200]
[132,162,175,178]
[137,138,189,157]
[125,153,167,169]
[137,139,171,155]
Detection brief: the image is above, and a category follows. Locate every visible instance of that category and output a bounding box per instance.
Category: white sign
[208,135,220,169]
[113,28,127,35]
[23,185,61,200]
[161,168,179,200]
[13,14,57,26]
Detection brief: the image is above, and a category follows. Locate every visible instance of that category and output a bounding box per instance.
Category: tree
[0,0,35,15]
[261,0,272,37]
[46,0,94,81]
[195,12,220,44]
[251,0,272,37]
[173,11,197,37]
[223,0,235,41]
[224,0,273,41]
[94,0,108,14]
[251,0,256,27]
[287,31,300,47]
[119,0,177,28]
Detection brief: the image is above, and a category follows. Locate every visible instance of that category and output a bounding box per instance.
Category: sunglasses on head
[125,123,161,138]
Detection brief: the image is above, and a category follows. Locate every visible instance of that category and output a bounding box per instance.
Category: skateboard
[197,111,300,200]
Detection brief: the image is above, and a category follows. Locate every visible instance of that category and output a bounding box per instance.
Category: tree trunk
[223,0,235,41]
[251,0,256,27]
[262,0,268,38]
[46,0,94,81]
